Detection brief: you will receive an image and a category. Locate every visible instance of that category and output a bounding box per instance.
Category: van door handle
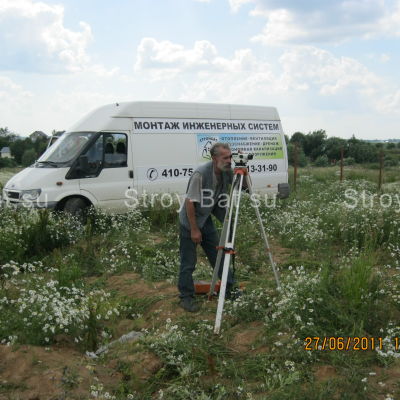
[129,170,134,179]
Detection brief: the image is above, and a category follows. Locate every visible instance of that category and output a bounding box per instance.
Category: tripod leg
[214,252,231,334]
[214,173,244,334]
[244,174,281,290]
[208,218,228,298]
[209,173,240,298]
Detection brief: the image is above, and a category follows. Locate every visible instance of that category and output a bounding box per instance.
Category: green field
[0,165,399,399]
[0,167,22,188]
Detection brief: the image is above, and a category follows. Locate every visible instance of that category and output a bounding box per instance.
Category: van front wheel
[63,197,88,218]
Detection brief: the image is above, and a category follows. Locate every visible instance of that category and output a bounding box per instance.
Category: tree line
[286,130,400,167]
[0,127,49,168]
[1,126,399,169]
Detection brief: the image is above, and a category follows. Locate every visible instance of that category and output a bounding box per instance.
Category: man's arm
[186,198,202,244]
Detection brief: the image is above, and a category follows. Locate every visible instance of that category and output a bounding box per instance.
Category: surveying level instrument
[209,153,281,334]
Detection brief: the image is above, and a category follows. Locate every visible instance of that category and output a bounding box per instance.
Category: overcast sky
[1,0,400,139]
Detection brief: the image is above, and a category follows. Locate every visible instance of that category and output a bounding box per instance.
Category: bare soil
[0,344,121,400]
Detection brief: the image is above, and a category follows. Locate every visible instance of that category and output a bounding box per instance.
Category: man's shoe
[179,297,200,312]
[226,287,242,301]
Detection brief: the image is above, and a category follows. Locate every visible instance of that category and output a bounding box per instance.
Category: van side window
[104,133,128,168]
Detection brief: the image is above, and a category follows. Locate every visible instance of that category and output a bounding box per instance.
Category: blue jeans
[178,217,235,299]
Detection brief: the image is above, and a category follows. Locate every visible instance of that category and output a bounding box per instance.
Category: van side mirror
[78,155,89,172]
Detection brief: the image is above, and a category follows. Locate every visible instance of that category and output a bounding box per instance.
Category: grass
[289,164,400,190]
[0,164,399,399]
[0,167,22,189]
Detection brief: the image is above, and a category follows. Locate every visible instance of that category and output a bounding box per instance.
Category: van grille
[6,191,20,200]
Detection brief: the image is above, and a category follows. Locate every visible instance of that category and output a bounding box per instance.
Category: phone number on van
[139,162,280,183]
[161,168,194,178]
[248,164,278,173]
[140,166,195,181]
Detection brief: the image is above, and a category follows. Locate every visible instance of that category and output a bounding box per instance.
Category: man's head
[210,143,232,173]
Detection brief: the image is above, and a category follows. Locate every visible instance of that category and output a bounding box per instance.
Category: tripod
[209,164,281,334]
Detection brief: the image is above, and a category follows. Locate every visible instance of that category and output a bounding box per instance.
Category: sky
[0,0,400,140]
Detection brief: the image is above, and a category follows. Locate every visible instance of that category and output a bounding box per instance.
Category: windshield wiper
[36,160,60,167]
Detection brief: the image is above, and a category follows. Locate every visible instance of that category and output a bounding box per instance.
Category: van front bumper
[1,198,58,209]
[2,188,58,209]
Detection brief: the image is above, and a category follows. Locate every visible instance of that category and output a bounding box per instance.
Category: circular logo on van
[147,168,158,181]
[201,138,218,160]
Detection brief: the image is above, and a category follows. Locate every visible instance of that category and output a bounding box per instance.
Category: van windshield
[37,132,96,165]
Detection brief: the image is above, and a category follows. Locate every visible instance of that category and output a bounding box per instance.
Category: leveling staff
[178,142,239,312]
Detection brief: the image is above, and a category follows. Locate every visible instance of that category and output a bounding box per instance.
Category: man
[178,142,237,312]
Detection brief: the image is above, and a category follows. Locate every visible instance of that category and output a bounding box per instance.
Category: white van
[2,101,289,213]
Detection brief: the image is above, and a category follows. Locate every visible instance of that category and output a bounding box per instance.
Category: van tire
[63,197,88,217]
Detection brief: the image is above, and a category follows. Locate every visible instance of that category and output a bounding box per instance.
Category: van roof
[68,101,280,132]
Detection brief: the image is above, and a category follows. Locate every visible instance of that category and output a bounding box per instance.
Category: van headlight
[21,189,42,201]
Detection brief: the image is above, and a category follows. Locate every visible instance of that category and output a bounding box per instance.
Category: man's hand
[186,199,202,243]
[191,228,202,244]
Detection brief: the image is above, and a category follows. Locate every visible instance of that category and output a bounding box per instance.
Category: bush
[0,264,120,349]
[313,154,329,167]
[0,158,17,168]
[0,208,84,264]
[344,157,355,165]
[288,143,308,167]
[384,155,399,167]
[21,148,37,167]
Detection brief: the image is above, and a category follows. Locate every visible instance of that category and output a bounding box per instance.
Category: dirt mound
[108,351,163,382]
[228,322,264,353]
[105,272,177,298]
[0,344,122,400]
[314,365,337,382]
